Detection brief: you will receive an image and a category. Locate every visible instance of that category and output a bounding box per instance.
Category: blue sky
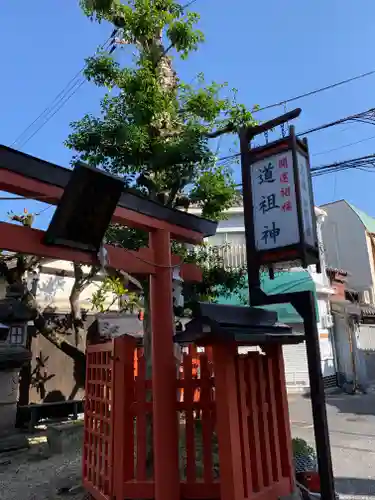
[2,0,375,228]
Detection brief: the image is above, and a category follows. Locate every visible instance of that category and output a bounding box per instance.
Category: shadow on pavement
[324,391,375,417]
[335,477,375,496]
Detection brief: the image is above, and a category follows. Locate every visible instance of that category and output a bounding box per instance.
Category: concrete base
[0,433,29,453]
[0,369,19,434]
[280,489,303,500]
[46,420,84,454]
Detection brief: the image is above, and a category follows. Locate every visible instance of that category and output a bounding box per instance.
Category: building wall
[26,261,118,404]
[33,260,118,313]
[366,234,375,303]
[322,201,373,292]
[216,213,245,232]
[28,325,87,404]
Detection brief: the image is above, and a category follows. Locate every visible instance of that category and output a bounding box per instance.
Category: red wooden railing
[83,337,294,500]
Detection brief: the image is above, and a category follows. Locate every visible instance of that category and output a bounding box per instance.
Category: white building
[189,202,336,392]
[321,200,375,299]
[321,200,375,387]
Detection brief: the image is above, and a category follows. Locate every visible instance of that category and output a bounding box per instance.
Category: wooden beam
[0,222,202,282]
[0,166,214,244]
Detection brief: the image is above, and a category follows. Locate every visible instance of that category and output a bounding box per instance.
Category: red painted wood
[121,338,137,483]
[237,356,253,496]
[135,352,148,481]
[199,354,214,484]
[121,480,220,499]
[0,221,202,281]
[263,347,282,482]
[181,481,221,499]
[84,342,115,499]
[83,480,111,500]
[245,354,264,492]
[112,338,128,499]
[212,342,244,500]
[0,168,205,243]
[182,353,196,482]
[256,353,273,487]
[84,336,296,500]
[150,230,180,500]
[272,345,295,491]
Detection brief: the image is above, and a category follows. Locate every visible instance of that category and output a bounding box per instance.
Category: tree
[0,0,254,382]
[67,0,254,305]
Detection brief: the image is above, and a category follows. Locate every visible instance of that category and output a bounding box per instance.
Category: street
[289,390,375,499]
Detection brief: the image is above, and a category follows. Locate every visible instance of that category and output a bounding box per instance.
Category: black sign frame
[241,126,319,278]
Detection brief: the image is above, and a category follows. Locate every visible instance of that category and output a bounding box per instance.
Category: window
[9,325,25,346]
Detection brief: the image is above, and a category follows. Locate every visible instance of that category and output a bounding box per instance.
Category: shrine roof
[0,145,217,240]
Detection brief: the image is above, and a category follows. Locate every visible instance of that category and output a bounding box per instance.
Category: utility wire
[10,0,196,151]
[255,69,375,113]
[312,134,375,157]
[216,107,375,166]
[16,79,88,149]
[10,34,115,149]
[10,66,86,148]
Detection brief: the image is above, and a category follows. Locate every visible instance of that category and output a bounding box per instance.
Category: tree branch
[22,289,85,362]
[205,123,235,139]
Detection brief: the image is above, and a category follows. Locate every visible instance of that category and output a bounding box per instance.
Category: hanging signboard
[246,126,319,269]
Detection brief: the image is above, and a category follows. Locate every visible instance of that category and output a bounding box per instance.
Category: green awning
[217,270,318,324]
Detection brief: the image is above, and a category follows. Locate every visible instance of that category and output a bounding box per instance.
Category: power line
[255,69,375,113]
[16,79,88,149]
[10,0,196,151]
[311,153,375,176]
[216,106,375,166]
[232,153,375,189]
[11,34,115,149]
[312,134,375,157]
[10,67,86,148]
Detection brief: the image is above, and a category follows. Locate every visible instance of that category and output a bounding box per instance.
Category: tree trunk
[69,284,85,347]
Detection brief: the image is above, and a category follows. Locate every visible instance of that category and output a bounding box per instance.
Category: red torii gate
[0,145,217,500]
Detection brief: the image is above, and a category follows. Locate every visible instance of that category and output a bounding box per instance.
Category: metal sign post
[240,110,336,500]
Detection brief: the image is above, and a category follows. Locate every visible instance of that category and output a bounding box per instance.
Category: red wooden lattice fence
[84,343,114,499]
[83,337,295,500]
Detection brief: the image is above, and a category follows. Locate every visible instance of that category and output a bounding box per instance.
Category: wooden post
[150,229,180,500]
[112,336,136,499]
[212,342,244,500]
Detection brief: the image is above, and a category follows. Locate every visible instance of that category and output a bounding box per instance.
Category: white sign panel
[297,153,315,246]
[251,150,300,251]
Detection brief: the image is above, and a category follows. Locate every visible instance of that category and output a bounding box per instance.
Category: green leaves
[72,0,255,310]
[72,0,256,217]
[84,53,121,88]
[167,11,204,59]
[90,275,141,312]
[171,242,247,308]
[190,164,237,221]
[179,80,229,124]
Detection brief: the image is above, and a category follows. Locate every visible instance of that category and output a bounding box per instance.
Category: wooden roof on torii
[0,145,217,281]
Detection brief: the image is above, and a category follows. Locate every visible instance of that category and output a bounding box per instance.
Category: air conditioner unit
[362,290,371,304]
[321,314,334,329]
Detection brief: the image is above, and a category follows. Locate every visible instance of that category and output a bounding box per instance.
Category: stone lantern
[0,285,32,435]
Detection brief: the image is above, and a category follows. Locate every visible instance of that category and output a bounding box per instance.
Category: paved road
[288,390,375,499]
